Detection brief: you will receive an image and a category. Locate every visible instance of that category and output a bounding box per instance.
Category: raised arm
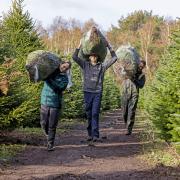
[103,43,118,71]
[72,40,85,69]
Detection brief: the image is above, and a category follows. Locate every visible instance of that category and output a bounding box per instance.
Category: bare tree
[82,18,98,32]
[138,18,155,71]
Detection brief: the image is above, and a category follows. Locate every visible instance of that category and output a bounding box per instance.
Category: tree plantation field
[0,0,179,179]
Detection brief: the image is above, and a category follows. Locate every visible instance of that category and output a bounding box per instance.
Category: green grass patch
[136,110,180,167]
[172,142,180,154]
[14,118,85,136]
[15,127,67,135]
[60,118,85,129]
[0,144,26,162]
[15,127,43,136]
[141,142,180,167]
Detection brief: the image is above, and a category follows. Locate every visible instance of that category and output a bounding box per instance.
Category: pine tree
[0,0,43,129]
[102,74,121,111]
[63,56,84,118]
[142,30,180,142]
[2,0,42,70]
[0,17,8,63]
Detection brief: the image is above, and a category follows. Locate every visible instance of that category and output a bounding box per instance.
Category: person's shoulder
[59,73,68,77]
[84,60,89,64]
[83,60,91,67]
[55,73,67,80]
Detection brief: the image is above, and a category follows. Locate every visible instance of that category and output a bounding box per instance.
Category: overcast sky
[1,0,180,30]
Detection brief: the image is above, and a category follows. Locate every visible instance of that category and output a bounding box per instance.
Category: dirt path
[0,110,179,180]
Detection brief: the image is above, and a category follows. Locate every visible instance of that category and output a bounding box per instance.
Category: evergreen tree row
[0,0,121,130]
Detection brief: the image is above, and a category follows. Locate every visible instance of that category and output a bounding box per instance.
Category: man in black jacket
[122,60,146,135]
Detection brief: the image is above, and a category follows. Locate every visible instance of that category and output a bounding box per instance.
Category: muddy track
[0,110,179,180]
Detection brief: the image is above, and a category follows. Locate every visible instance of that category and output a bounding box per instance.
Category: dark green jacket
[41,70,68,108]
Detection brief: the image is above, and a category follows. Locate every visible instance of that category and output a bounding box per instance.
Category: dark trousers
[40,105,60,145]
[121,79,138,133]
[84,92,102,138]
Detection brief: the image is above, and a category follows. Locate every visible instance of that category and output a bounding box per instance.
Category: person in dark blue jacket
[121,60,146,135]
[40,61,71,151]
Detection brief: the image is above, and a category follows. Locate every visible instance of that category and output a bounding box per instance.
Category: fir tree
[0,0,43,129]
[142,30,180,142]
[2,0,42,70]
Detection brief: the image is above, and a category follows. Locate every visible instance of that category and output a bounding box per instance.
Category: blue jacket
[41,69,68,108]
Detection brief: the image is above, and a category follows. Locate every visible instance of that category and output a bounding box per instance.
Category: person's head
[89,54,99,65]
[59,61,71,73]
[91,26,98,33]
[138,60,146,70]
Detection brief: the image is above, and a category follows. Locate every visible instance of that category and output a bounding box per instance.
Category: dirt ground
[0,109,179,180]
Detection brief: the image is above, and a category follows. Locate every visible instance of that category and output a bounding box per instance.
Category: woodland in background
[0,0,179,143]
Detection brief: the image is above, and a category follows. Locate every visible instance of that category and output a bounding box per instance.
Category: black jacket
[134,70,145,89]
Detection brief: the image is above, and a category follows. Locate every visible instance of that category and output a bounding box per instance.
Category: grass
[16,127,66,135]
[15,127,43,135]
[60,118,85,129]
[143,146,180,166]
[136,110,180,167]
[15,118,85,135]
[0,144,26,162]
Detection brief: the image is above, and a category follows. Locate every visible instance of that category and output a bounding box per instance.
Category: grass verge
[136,110,180,167]
[15,118,85,135]
[0,144,26,163]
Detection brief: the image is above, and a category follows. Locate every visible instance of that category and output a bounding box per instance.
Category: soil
[0,109,179,180]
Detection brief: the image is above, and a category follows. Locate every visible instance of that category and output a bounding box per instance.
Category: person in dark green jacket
[40,61,71,151]
[122,60,146,135]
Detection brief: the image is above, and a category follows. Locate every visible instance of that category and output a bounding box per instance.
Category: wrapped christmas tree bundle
[79,26,107,61]
[113,45,140,79]
[26,50,61,82]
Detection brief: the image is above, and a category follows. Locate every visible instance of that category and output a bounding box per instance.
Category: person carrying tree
[40,61,71,151]
[121,60,146,135]
[72,39,117,143]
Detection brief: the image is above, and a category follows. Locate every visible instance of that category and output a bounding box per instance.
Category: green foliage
[117,10,163,37]
[0,73,42,129]
[0,76,25,129]
[1,0,42,70]
[102,72,121,110]
[0,144,25,161]
[136,112,180,166]
[0,19,6,63]
[8,81,42,128]
[141,30,180,142]
[0,1,120,129]
[0,0,43,130]
[118,10,153,32]
[63,60,84,118]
